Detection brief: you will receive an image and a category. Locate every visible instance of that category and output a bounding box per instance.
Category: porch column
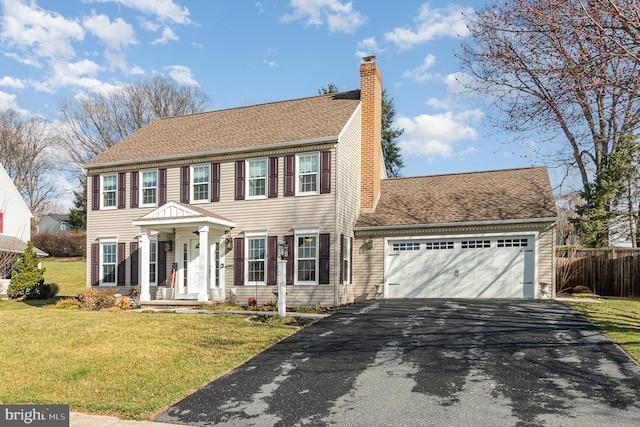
[198,225,209,302]
[140,228,151,302]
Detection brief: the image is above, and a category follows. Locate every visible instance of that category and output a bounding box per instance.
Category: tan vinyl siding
[352,235,385,301]
[537,225,555,294]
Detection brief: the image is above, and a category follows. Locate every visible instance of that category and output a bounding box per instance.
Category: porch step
[140,300,205,308]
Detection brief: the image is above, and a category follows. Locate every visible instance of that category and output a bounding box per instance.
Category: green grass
[569,298,640,362]
[0,301,296,420]
[41,258,86,296]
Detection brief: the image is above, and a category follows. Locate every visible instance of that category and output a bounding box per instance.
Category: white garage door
[386,237,535,299]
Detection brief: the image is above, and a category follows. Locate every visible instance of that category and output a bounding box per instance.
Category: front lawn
[569,297,640,362]
[41,258,86,297]
[0,301,296,420]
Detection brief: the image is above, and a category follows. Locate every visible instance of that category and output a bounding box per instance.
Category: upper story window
[102,174,117,209]
[192,165,210,202]
[297,153,319,195]
[247,159,267,199]
[141,170,157,207]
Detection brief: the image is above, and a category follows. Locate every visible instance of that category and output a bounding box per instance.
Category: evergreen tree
[319,84,404,177]
[7,241,46,298]
[69,178,87,230]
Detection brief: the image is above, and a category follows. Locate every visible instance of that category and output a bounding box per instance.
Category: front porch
[132,201,235,303]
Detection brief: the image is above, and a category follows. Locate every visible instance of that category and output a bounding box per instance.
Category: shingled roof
[86,90,361,167]
[356,167,556,228]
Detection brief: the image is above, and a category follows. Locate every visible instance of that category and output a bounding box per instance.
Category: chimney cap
[362,55,376,63]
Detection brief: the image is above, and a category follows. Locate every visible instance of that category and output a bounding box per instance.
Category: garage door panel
[386,237,534,299]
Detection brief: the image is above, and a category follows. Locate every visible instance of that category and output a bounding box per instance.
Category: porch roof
[131,201,235,230]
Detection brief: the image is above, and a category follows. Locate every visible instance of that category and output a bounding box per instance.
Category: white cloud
[355,37,381,58]
[151,27,179,45]
[2,51,41,67]
[1,0,84,60]
[165,65,198,86]
[385,4,472,50]
[397,110,481,159]
[40,59,119,95]
[85,0,191,25]
[283,0,365,33]
[82,12,137,51]
[0,90,27,113]
[402,54,436,83]
[0,76,25,89]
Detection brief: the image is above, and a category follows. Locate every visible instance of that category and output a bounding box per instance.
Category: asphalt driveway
[156,299,640,426]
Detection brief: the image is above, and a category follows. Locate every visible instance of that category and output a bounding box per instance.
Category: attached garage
[385,236,535,299]
[353,167,557,300]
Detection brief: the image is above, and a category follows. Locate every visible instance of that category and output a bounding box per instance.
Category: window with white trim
[149,241,157,284]
[342,235,351,284]
[192,165,210,202]
[296,234,318,283]
[497,238,529,248]
[141,170,158,207]
[392,242,420,252]
[461,240,491,249]
[101,242,117,285]
[247,159,267,199]
[296,153,319,195]
[425,241,454,250]
[247,236,266,284]
[101,174,117,209]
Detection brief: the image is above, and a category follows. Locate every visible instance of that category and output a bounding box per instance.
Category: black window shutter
[180,166,190,203]
[91,175,100,210]
[320,151,331,194]
[285,235,294,285]
[91,243,99,285]
[284,154,295,196]
[235,160,245,200]
[234,237,245,285]
[340,234,344,283]
[268,157,278,198]
[159,168,167,205]
[158,241,167,285]
[130,171,139,208]
[267,236,278,285]
[130,242,139,286]
[211,163,220,202]
[319,233,330,284]
[118,173,126,209]
[117,242,126,285]
[350,237,353,284]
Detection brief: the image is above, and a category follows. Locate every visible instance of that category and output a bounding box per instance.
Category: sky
[0,0,570,210]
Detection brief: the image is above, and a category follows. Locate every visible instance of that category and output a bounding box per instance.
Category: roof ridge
[385,166,546,181]
[154,89,361,122]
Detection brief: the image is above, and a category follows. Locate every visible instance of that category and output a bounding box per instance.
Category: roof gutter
[353,217,558,232]
[83,136,339,170]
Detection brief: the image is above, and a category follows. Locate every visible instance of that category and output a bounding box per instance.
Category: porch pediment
[132,201,235,230]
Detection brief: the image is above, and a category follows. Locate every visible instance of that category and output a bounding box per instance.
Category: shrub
[31,231,86,258]
[47,282,60,298]
[53,297,81,310]
[77,287,116,310]
[8,242,46,299]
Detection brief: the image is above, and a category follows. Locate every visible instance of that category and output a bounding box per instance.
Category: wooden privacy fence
[556,248,640,297]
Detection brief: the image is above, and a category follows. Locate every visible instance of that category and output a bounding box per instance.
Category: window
[497,238,529,248]
[141,170,157,206]
[102,174,117,209]
[392,242,420,252]
[101,243,117,285]
[425,241,454,250]
[247,159,267,199]
[247,237,266,284]
[149,242,157,284]
[297,234,318,283]
[192,165,209,202]
[461,240,491,249]
[342,236,351,284]
[297,153,319,195]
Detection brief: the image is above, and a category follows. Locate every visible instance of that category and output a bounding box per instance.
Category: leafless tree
[58,75,210,169]
[0,110,59,227]
[556,192,582,245]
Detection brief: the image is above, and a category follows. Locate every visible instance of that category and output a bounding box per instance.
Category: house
[0,163,46,290]
[84,56,557,305]
[37,214,72,234]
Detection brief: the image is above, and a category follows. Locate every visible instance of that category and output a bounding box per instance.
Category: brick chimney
[360,55,383,211]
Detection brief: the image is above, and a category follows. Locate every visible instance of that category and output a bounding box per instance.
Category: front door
[177,239,200,297]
